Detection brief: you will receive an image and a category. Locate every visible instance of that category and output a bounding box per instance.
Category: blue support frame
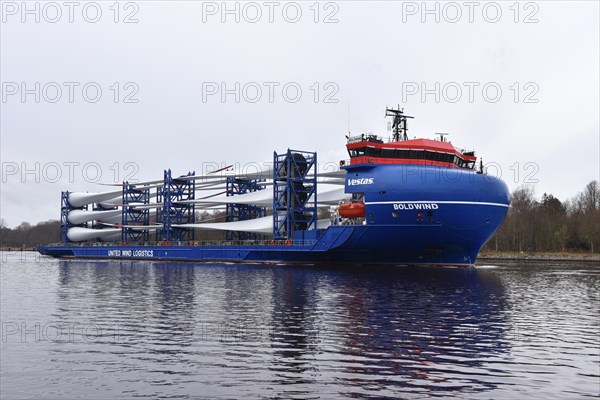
[121,183,150,243]
[60,191,71,243]
[157,170,195,242]
[225,177,267,240]
[273,150,317,240]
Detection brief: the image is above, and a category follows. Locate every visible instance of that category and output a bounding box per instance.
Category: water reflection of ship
[269,268,319,372]
[326,265,511,393]
[57,260,198,352]
[259,265,511,395]
[55,261,511,396]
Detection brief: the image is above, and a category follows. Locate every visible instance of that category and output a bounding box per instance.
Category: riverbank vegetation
[481,180,599,254]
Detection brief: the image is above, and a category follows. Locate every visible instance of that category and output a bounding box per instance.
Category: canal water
[1,252,598,399]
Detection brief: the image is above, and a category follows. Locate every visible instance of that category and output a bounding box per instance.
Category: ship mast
[385,106,414,141]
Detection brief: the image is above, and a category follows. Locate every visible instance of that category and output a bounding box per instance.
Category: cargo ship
[38,107,510,266]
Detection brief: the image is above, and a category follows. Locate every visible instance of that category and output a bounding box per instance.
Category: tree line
[482,180,599,253]
[0,220,60,249]
[1,180,598,253]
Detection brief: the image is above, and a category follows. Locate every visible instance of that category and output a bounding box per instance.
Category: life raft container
[339,202,366,218]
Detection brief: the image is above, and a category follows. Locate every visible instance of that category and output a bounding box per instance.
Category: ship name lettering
[393,203,439,210]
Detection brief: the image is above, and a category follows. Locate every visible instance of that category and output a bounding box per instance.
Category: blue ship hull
[38,166,510,266]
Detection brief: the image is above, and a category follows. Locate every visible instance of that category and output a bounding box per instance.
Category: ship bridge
[344,107,477,170]
[346,137,477,169]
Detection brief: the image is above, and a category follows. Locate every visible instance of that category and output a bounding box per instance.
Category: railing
[345,156,464,168]
[43,239,318,248]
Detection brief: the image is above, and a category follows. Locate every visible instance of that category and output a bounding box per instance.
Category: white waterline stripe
[365,201,509,208]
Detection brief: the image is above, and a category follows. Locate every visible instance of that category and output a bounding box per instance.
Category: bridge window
[410,150,425,160]
[348,148,366,157]
[397,150,410,159]
[381,148,395,158]
[350,146,474,168]
[365,147,381,157]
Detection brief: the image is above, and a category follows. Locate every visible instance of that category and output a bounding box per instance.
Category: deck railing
[43,239,318,248]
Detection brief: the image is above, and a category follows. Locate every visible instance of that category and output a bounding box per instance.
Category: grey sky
[1,0,599,227]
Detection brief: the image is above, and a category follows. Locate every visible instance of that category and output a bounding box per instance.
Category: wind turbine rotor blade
[67,227,121,242]
[67,209,122,225]
[67,190,123,208]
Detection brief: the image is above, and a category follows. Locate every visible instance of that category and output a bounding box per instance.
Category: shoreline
[478,252,600,262]
[3,249,599,263]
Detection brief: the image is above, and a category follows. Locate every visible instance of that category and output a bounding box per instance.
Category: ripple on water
[1,253,599,398]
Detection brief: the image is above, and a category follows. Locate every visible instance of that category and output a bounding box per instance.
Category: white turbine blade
[311,169,347,178]
[178,190,273,206]
[97,222,163,229]
[180,162,274,182]
[68,190,123,208]
[309,186,351,205]
[177,184,348,206]
[97,197,122,209]
[195,181,274,191]
[100,232,123,242]
[67,209,122,225]
[97,191,159,209]
[195,181,228,189]
[96,208,156,224]
[318,178,346,185]
[67,227,121,242]
[195,185,227,191]
[70,184,164,207]
[97,179,164,186]
[129,225,161,230]
[173,216,274,233]
[130,203,163,210]
[173,216,331,234]
[95,160,343,187]
[193,204,227,210]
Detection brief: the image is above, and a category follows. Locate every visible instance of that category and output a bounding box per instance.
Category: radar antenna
[435,132,450,142]
[385,105,414,141]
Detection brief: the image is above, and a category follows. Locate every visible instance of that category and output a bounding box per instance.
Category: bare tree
[582,180,599,212]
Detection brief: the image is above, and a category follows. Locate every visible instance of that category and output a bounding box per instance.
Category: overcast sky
[1,0,599,227]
